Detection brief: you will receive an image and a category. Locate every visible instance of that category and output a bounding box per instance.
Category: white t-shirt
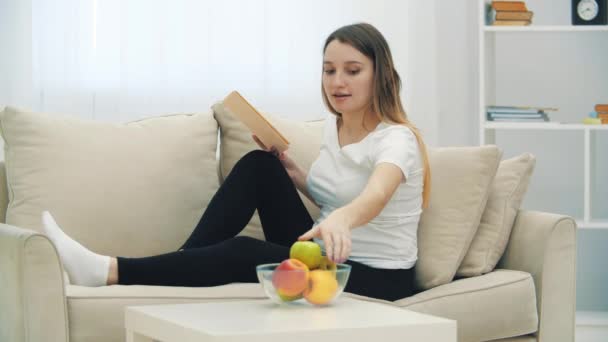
[306,114,423,269]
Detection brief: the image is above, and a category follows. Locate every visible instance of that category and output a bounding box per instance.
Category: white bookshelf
[478,2,608,337]
[478,0,608,231]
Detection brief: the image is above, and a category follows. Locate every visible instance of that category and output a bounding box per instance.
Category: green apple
[289,241,322,269]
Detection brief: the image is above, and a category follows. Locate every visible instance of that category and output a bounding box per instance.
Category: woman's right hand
[252,134,299,178]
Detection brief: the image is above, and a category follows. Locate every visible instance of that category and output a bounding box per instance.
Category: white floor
[576,311,608,342]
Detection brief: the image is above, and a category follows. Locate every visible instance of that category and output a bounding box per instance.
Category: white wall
[436,0,478,147]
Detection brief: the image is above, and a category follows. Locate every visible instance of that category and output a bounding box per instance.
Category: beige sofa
[0,103,576,342]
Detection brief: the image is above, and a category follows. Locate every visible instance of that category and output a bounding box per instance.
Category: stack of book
[585,104,608,124]
[490,1,534,26]
[487,106,555,122]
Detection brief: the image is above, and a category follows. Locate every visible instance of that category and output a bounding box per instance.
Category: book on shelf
[489,1,532,26]
[489,113,544,119]
[487,105,553,122]
[595,104,608,112]
[490,117,549,122]
[487,105,557,114]
[491,1,528,12]
[495,11,533,20]
[492,19,531,26]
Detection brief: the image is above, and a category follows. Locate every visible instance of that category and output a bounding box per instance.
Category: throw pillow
[457,153,536,277]
[416,145,502,290]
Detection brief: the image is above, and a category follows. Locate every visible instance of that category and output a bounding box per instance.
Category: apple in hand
[289,241,322,269]
[303,270,339,305]
[272,259,309,297]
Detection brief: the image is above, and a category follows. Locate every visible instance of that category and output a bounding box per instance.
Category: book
[491,1,528,12]
[493,20,531,26]
[495,10,534,21]
[595,104,608,112]
[223,91,290,153]
[489,113,544,119]
[491,117,548,122]
[487,105,557,114]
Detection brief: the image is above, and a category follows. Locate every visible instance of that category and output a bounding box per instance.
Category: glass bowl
[256,262,351,306]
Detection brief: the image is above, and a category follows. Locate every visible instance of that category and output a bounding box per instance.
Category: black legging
[117,150,416,301]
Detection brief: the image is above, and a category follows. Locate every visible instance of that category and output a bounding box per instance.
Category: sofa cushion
[212,101,323,240]
[457,153,536,277]
[0,106,219,257]
[416,146,502,290]
[66,270,537,342]
[396,269,538,342]
[66,283,267,342]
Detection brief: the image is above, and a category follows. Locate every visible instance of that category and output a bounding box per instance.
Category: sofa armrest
[0,223,69,342]
[498,209,576,342]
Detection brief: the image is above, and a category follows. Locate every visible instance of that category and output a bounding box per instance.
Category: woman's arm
[334,162,403,229]
[299,162,404,262]
[289,164,320,209]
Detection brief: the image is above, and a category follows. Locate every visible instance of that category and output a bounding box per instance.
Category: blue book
[489,113,543,119]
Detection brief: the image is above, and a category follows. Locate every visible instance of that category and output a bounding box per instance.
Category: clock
[572,0,607,25]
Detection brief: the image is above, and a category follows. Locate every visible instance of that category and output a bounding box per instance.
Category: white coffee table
[125,297,456,342]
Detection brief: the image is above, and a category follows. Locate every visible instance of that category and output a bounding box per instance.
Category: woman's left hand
[298,211,352,263]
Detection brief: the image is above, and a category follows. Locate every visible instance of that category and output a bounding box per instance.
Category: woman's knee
[235,150,283,175]
[229,235,259,246]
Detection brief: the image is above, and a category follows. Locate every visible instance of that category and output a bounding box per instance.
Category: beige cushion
[65,270,537,342]
[457,153,536,277]
[416,146,502,290]
[396,269,538,342]
[0,106,219,257]
[212,102,323,240]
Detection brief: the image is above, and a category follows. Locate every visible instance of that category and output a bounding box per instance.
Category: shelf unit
[478,0,608,230]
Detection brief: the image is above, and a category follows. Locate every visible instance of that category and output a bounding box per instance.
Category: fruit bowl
[256,262,351,306]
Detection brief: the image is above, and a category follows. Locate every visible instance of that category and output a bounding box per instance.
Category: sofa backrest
[0,104,512,291]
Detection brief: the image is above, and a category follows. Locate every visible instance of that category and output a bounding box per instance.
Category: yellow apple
[303,270,339,305]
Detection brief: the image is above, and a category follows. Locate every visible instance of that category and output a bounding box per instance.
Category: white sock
[42,211,110,287]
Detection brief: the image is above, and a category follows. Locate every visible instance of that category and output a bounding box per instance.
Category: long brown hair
[321,23,431,208]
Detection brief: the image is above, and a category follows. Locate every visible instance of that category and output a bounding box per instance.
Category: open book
[223,91,290,153]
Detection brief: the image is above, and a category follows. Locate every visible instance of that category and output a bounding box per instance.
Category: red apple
[272,259,309,297]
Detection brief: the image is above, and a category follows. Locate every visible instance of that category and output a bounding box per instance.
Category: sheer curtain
[0,0,437,142]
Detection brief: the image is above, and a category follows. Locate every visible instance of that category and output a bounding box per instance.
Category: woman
[42,22,431,302]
